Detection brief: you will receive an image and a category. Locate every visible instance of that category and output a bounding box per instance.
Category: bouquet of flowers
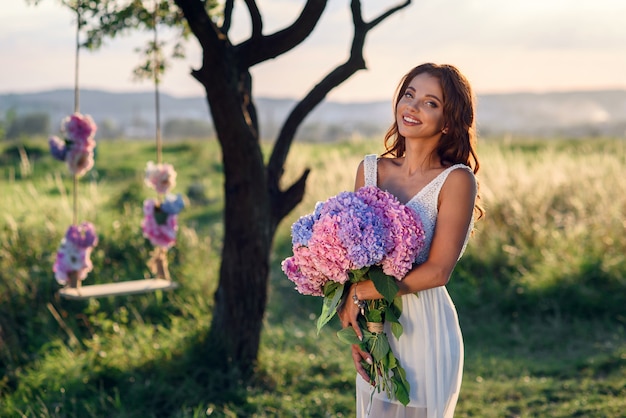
[48,112,97,177]
[281,186,426,406]
[141,161,184,279]
[53,222,98,288]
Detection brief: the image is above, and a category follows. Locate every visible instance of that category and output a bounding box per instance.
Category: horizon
[2,86,626,104]
[3,1,626,102]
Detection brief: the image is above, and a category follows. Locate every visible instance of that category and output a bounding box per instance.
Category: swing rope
[72,4,81,226]
[153,2,163,166]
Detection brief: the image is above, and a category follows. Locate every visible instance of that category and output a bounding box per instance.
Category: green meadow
[0,136,625,417]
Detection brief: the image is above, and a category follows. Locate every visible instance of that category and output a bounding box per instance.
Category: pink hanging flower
[62,113,97,147]
[141,198,179,248]
[53,222,98,286]
[48,112,97,178]
[66,147,95,177]
[144,161,177,195]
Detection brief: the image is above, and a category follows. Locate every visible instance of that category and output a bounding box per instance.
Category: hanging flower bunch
[53,222,98,287]
[48,112,97,177]
[141,161,184,249]
[49,113,98,287]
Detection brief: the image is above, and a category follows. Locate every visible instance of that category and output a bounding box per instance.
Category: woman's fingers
[352,319,363,341]
[351,344,373,384]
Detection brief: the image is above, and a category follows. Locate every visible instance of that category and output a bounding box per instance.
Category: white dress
[356,154,473,418]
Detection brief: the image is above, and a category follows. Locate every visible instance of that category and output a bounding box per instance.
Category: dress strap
[363,154,378,187]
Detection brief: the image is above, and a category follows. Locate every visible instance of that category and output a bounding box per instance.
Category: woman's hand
[350,344,374,384]
[338,283,362,339]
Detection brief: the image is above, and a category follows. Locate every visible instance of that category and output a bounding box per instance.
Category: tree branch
[174,0,228,59]
[267,0,412,223]
[367,0,411,29]
[235,0,327,68]
[244,0,263,39]
[221,0,234,34]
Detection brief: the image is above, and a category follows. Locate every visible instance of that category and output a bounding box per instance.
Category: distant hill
[1,88,625,140]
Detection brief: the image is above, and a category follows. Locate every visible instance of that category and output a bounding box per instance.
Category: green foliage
[1,137,626,416]
[316,281,345,333]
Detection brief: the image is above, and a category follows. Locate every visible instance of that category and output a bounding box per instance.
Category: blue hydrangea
[161,193,185,215]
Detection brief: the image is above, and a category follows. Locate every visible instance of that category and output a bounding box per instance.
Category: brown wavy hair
[382,63,484,220]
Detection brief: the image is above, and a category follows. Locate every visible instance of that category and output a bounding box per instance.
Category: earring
[442,128,448,134]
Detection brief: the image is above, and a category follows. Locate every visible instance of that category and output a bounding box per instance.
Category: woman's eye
[425,101,438,108]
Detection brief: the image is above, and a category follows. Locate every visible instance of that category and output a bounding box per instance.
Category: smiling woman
[334,63,482,418]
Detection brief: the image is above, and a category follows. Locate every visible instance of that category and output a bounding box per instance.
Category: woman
[338,63,483,418]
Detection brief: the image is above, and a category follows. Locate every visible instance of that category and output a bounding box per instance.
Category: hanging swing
[55,2,180,300]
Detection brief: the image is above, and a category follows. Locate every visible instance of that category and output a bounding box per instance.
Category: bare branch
[267,0,412,222]
[367,0,411,29]
[244,0,263,39]
[271,168,311,230]
[235,0,327,68]
[222,0,234,34]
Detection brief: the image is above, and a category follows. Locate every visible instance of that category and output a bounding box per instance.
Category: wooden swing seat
[58,279,178,300]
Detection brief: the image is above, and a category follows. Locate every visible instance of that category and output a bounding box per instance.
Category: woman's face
[395,72,445,142]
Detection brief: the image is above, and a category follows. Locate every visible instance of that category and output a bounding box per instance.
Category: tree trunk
[193,75,271,371]
[173,0,412,374]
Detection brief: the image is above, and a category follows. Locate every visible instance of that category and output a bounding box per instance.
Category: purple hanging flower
[48,136,67,161]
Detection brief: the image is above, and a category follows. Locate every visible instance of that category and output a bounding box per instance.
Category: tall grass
[0,136,625,417]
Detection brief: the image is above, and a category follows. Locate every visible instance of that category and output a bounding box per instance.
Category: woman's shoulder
[441,164,477,193]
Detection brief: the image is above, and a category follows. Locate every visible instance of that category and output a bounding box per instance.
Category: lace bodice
[363,154,473,264]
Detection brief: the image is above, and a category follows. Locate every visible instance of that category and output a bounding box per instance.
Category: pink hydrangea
[141,198,178,248]
[145,161,177,195]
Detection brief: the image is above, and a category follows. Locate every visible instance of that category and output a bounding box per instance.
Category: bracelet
[352,283,367,311]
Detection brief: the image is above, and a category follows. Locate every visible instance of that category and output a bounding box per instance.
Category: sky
[2,0,626,102]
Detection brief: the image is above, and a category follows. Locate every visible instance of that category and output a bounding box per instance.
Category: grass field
[0,136,625,417]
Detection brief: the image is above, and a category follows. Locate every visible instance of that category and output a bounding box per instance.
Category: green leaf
[336,327,363,345]
[387,350,397,369]
[322,280,342,297]
[316,282,345,333]
[394,376,410,406]
[391,296,403,317]
[392,363,411,406]
[369,333,390,362]
[390,321,403,340]
[366,308,383,323]
[350,266,370,282]
[368,267,399,303]
[385,303,400,324]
